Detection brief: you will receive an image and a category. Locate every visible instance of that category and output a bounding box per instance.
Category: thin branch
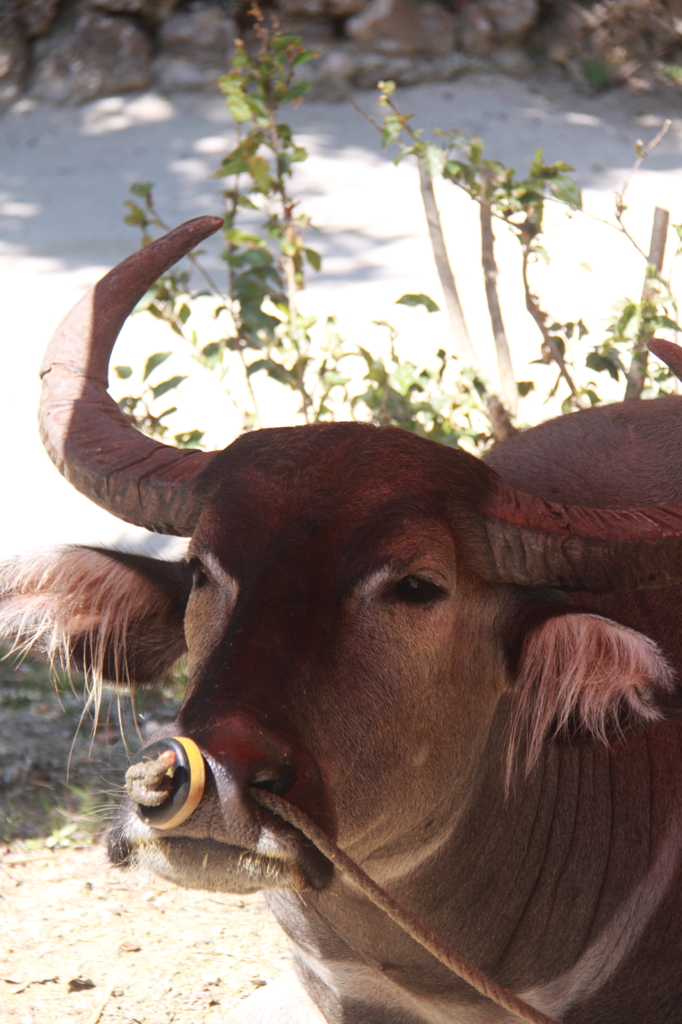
[354,97,476,362]
[522,246,587,407]
[84,971,118,1024]
[615,119,671,258]
[418,160,478,365]
[238,347,263,429]
[350,96,382,133]
[353,102,477,352]
[486,394,517,441]
[354,96,517,437]
[624,205,669,400]
[480,167,517,416]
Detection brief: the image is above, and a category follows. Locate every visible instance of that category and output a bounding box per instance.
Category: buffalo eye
[189,559,209,590]
[392,575,444,605]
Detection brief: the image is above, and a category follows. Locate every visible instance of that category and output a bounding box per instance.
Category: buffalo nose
[126,736,206,830]
[199,717,301,810]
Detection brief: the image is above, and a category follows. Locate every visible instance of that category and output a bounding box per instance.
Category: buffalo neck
[270,712,682,1022]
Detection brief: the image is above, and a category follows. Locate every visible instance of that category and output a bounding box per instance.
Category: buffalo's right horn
[480,481,682,592]
[39,217,224,536]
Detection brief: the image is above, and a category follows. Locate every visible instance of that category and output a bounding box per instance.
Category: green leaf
[114,365,133,379]
[214,156,249,179]
[304,248,322,271]
[247,359,293,387]
[586,351,622,381]
[664,64,682,85]
[175,429,205,449]
[130,182,153,198]
[224,228,266,248]
[225,90,254,123]
[235,194,258,211]
[469,136,484,164]
[283,81,311,105]
[533,244,550,265]
[381,113,404,148]
[391,362,419,396]
[152,375,187,400]
[422,144,446,179]
[292,49,318,67]
[143,351,172,381]
[517,381,535,397]
[247,155,271,192]
[122,201,148,227]
[643,314,682,332]
[396,293,440,313]
[550,176,582,209]
[581,60,611,91]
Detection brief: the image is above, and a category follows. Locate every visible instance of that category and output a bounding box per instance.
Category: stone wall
[2,0,682,110]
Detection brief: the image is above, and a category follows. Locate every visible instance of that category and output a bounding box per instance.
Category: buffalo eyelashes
[391,575,444,606]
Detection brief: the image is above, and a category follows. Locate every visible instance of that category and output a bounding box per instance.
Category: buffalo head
[3,218,682,905]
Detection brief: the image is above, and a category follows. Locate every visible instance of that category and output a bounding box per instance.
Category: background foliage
[116,14,681,459]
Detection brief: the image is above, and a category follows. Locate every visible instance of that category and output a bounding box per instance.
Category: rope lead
[250,786,562,1024]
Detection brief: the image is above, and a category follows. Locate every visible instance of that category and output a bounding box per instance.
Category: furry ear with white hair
[507,611,680,783]
[0,546,192,691]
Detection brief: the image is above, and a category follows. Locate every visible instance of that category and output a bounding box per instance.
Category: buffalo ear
[0,546,192,687]
[507,612,679,781]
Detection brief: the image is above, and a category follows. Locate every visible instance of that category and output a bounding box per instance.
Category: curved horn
[39,216,224,536]
[648,337,682,382]
[479,482,682,593]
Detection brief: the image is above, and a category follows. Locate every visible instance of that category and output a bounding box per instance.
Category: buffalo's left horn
[480,480,682,593]
[649,338,682,382]
[39,217,224,536]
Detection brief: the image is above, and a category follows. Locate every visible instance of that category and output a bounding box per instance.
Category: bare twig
[418,161,478,365]
[480,168,516,416]
[625,205,669,400]
[521,247,587,408]
[84,971,118,1024]
[615,120,671,258]
[353,96,518,436]
[352,98,477,364]
[486,394,517,441]
[1,852,57,866]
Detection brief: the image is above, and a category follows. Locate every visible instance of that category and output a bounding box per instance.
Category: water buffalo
[3,217,682,1024]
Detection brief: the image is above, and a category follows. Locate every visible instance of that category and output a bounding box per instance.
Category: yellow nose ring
[126,736,206,830]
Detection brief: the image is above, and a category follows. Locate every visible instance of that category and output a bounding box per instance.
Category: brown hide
[116,424,511,869]
[484,395,682,508]
[4,420,682,1022]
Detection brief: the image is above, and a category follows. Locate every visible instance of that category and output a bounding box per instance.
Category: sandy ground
[2,69,682,1023]
[0,658,291,1024]
[1,845,290,1023]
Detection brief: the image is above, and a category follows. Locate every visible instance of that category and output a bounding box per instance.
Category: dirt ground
[0,659,291,1023]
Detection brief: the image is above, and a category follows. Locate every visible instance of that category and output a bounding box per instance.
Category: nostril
[251,763,299,796]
